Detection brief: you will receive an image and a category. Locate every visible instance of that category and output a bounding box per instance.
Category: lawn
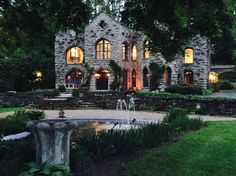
[124,121,236,176]
[0,107,22,113]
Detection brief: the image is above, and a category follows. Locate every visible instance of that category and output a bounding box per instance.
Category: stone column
[27,119,77,166]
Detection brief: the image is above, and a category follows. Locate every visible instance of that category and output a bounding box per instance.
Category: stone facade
[55,13,211,91]
[178,35,211,88]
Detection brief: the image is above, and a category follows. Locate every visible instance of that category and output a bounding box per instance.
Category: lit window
[144,41,149,59]
[96,39,111,59]
[132,45,137,61]
[122,42,128,60]
[66,47,84,64]
[184,48,193,63]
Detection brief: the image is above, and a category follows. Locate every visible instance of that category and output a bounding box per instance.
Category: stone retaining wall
[0,91,235,116]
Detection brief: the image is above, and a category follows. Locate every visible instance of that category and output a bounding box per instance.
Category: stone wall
[179,35,211,88]
[55,13,167,91]
[0,91,235,116]
[55,30,85,87]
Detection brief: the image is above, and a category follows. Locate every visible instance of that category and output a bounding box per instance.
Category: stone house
[55,13,211,91]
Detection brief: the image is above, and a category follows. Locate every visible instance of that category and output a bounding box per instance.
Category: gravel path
[0,110,234,121]
[43,109,236,122]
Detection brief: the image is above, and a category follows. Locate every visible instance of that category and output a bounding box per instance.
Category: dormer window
[96,39,111,59]
[66,47,84,64]
[144,41,149,59]
[184,48,193,63]
[132,45,137,61]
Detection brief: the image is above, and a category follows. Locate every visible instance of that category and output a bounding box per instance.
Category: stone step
[79,102,97,105]
[43,98,67,101]
[78,105,99,109]
[58,93,72,98]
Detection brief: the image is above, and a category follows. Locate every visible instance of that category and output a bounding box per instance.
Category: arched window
[144,41,149,59]
[132,69,136,87]
[66,47,84,64]
[66,69,82,85]
[143,67,149,87]
[132,45,137,61]
[122,42,128,60]
[96,39,111,59]
[184,48,193,63]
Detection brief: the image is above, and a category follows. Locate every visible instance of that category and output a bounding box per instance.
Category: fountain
[116,99,128,124]
[97,97,137,131]
[26,104,158,167]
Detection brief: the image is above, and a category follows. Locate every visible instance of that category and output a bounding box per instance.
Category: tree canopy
[122,0,236,63]
[0,0,91,91]
[0,0,235,92]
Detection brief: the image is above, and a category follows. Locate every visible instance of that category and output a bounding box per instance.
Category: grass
[124,121,236,176]
[220,89,236,93]
[0,107,22,113]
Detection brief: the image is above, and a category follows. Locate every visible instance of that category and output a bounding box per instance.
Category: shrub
[164,107,204,133]
[72,89,80,97]
[52,88,60,96]
[0,138,35,176]
[219,71,236,82]
[57,85,66,92]
[218,80,234,90]
[19,162,71,176]
[165,83,203,95]
[0,109,45,135]
[141,123,171,147]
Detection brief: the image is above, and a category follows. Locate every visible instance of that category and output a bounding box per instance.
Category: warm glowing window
[144,41,149,59]
[96,39,111,59]
[66,47,84,64]
[184,48,193,63]
[132,45,137,61]
[122,43,128,60]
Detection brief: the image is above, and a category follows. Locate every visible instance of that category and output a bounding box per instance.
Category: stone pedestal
[27,119,77,166]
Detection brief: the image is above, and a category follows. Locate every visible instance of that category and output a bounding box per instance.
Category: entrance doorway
[184,70,194,84]
[96,70,109,90]
[164,67,172,86]
[132,69,136,88]
[123,70,128,90]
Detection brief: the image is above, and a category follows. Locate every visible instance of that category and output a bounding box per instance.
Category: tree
[109,59,122,90]
[0,0,91,91]
[122,0,235,62]
[149,62,165,91]
[88,0,126,20]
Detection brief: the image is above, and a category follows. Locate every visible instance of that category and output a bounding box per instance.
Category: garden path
[44,109,236,122]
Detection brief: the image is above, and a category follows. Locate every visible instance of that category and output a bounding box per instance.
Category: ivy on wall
[149,62,165,91]
[81,63,94,89]
[109,59,122,90]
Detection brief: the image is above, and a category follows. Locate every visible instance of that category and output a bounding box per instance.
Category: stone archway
[65,69,83,88]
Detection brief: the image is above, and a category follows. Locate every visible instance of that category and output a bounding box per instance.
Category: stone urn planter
[27,119,78,166]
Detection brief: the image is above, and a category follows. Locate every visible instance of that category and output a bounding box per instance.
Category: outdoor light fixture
[95,73,100,79]
[35,71,43,82]
[208,72,218,84]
